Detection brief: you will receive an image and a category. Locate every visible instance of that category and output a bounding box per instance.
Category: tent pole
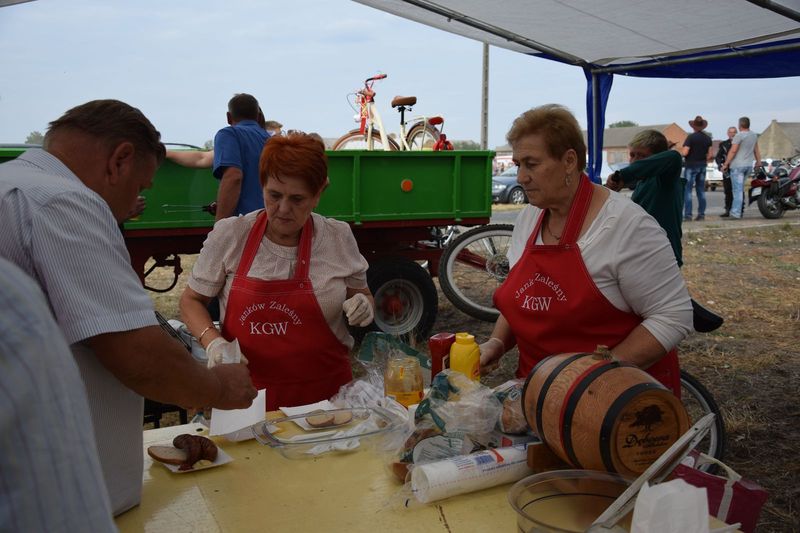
[481,43,489,150]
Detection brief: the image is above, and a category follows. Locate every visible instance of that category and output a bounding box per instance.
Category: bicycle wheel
[332,128,400,150]
[680,370,726,470]
[438,224,514,322]
[405,123,440,150]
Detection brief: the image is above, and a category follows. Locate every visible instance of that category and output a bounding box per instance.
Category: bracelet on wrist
[198,325,215,344]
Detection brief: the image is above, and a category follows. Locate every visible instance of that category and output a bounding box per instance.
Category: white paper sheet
[279,400,336,430]
[210,389,266,440]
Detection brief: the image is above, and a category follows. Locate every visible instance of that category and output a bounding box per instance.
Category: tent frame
[387,0,800,181]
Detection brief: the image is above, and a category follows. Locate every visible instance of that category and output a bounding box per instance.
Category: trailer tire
[364,258,438,344]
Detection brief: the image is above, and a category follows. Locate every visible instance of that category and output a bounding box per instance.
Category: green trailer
[1,145,506,339]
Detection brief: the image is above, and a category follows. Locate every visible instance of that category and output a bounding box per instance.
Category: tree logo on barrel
[629,404,664,432]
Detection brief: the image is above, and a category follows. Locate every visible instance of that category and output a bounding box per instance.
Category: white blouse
[508,191,693,351]
[188,211,369,349]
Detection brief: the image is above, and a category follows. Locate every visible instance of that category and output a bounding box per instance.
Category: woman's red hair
[259,132,327,193]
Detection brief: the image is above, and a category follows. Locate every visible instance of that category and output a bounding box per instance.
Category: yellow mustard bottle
[449,332,480,381]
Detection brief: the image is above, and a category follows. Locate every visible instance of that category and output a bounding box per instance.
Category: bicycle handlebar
[365,74,387,84]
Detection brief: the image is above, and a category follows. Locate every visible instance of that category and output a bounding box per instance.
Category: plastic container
[385,356,424,407]
[251,407,401,459]
[428,332,455,378]
[508,469,633,533]
[449,332,480,381]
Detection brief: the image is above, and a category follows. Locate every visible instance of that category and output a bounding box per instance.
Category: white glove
[205,337,248,368]
[342,293,373,327]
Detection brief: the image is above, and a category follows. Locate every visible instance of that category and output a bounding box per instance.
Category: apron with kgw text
[221,211,352,410]
[493,175,680,396]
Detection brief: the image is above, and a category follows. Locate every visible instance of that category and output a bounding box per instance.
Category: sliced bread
[147,445,187,465]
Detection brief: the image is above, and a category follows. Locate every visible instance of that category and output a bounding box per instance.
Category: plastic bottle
[449,332,480,381]
[428,332,456,378]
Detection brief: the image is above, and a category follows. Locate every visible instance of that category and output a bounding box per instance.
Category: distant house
[493,123,688,174]
[599,123,688,165]
[758,120,800,159]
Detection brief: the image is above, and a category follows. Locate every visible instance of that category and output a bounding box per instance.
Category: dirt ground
[149,220,799,532]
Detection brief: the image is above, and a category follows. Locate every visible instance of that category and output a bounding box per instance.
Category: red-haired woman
[180,133,373,410]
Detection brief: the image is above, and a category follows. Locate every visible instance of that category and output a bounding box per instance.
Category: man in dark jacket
[715,126,737,217]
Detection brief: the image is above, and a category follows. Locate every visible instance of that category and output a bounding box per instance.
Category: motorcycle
[748,155,800,219]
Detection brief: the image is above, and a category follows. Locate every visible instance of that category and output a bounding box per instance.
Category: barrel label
[617,398,680,472]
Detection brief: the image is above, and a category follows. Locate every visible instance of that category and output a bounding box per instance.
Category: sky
[1,0,799,149]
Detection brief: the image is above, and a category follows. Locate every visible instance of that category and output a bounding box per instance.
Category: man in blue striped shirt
[0,257,116,532]
[0,99,257,516]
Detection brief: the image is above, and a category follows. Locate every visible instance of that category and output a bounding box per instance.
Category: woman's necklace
[545,212,562,241]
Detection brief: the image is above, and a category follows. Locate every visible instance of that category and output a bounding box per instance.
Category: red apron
[493,175,680,396]
[221,211,353,410]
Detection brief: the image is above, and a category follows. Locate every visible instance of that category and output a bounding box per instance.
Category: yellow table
[115,423,517,532]
[116,423,739,532]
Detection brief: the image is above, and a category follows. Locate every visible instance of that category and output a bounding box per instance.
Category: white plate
[751,186,762,197]
[149,440,233,474]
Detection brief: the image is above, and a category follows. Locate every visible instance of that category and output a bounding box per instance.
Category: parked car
[492,166,527,204]
[705,163,722,191]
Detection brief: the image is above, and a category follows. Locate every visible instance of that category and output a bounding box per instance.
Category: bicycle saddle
[691,298,724,333]
[391,96,416,108]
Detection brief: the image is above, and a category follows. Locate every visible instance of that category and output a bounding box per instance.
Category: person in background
[606,129,684,266]
[682,115,713,221]
[478,105,692,396]
[212,94,270,220]
[264,120,283,136]
[166,108,273,171]
[0,258,116,532]
[722,116,762,219]
[715,126,737,217]
[0,99,257,516]
[180,133,374,410]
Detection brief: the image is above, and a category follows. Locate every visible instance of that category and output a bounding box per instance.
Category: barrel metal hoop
[599,382,663,473]
[534,353,589,443]
[560,361,622,469]
[521,354,556,427]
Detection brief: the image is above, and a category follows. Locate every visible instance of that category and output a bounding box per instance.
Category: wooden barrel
[522,350,689,477]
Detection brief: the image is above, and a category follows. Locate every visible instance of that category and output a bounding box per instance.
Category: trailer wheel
[365,258,438,343]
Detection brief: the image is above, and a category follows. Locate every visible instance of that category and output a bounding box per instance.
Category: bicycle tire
[332,128,400,150]
[438,224,514,322]
[405,122,440,150]
[680,369,726,470]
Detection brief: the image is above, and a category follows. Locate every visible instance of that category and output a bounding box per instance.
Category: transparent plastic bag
[390,370,503,482]
[492,378,528,435]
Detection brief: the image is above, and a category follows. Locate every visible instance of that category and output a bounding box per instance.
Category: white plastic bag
[631,479,709,533]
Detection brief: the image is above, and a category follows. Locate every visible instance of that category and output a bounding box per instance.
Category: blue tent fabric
[599,38,800,79]
[584,69,613,184]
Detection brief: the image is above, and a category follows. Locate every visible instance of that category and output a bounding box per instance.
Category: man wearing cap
[721,117,762,220]
[681,115,713,221]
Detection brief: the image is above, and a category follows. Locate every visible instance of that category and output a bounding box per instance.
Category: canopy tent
[354,0,800,181]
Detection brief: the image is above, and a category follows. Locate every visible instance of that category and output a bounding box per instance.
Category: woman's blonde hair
[506,104,586,171]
